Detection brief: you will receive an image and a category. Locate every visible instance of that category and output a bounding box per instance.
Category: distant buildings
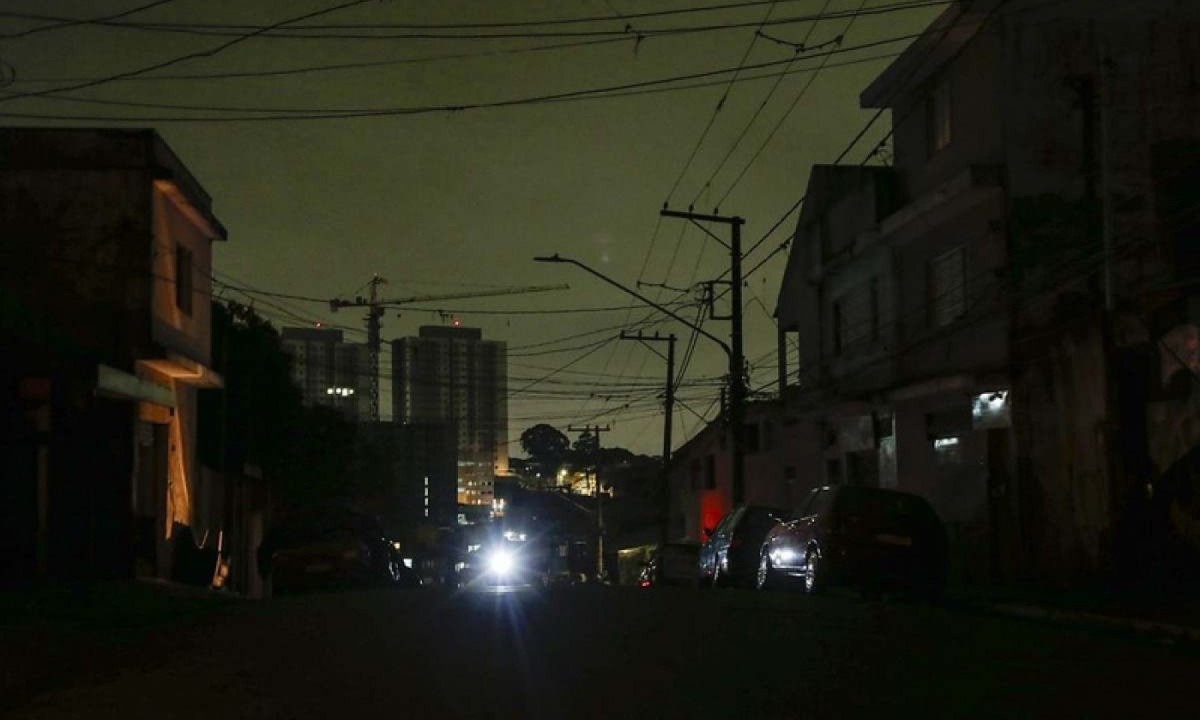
[280,327,369,421]
[392,326,509,509]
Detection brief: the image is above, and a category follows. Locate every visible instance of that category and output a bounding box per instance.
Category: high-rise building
[281,327,369,421]
[391,326,508,509]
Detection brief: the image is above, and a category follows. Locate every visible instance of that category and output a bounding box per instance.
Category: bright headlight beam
[488,549,513,575]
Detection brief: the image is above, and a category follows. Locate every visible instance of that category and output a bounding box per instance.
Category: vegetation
[201,301,357,509]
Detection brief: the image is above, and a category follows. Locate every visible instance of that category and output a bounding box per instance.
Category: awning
[96,364,175,407]
[137,353,224,389]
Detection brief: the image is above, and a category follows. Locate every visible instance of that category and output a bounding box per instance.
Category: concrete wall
[891,25,1005,203]
[0,168,153,368]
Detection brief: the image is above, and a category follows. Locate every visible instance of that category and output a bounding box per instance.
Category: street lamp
[533,253,746,534]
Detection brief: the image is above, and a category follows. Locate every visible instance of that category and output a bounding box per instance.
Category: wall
[890,20,1005,203]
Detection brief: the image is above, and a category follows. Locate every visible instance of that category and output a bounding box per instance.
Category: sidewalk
[0,578,245,709]
[947,583,1200,643]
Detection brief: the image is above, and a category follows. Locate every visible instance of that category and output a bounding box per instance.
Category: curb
[983,601,1200,643]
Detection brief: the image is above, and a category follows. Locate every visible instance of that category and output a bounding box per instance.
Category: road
[6,583,1200,719]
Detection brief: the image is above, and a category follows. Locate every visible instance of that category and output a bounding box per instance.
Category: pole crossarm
[660,208,745,226]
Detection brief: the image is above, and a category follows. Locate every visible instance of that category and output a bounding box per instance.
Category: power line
[0,31,926,121]
[713,0,870,208]
[0,0,181,40]
[691,0,838,207]
[661,0,778,207]
[0,1,954,41]
[0,0,377,106]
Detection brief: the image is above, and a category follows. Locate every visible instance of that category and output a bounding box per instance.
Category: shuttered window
[930,246,965,328]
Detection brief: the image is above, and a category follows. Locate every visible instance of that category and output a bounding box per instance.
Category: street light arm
[534,254,730,357]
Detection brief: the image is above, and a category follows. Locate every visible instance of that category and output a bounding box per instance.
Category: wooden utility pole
[568,424,611,581]
[620,331,676,546]
[659,208,747,505]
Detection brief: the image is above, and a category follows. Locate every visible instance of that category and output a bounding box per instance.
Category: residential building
[391,325,508,509]
[0,128,227,585]
[667,401,821,543]
[280,326,369,421]
[774,0,1200,586]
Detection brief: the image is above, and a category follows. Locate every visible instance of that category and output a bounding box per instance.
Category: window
[929,246,965,328]
[744,423,761,454]
[832,300,844,355]
[869,278,881,341]
[818,211,832,261]
[927,75,952,154]
[175,245,193,315]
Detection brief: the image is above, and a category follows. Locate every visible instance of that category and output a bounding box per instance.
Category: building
[0,127,227,585]
[667,400,821,544]
[773,0,1200,587]
[392,325,508,509]
[280,326,369,421]
[352,422,458,532]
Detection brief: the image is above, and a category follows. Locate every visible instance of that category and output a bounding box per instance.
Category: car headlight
[487,548,514,575]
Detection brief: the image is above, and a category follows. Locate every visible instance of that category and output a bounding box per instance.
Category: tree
[519,423,570,477]
[201,301,356,509]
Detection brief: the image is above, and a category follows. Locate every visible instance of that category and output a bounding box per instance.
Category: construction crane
[329,274,568,421]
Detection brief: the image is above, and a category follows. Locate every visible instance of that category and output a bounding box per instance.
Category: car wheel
[803,547,824,594]
[755,549,774,591]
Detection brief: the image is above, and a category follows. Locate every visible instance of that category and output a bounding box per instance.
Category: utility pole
[659,208,747,506]
[620,331,676,547]
[568,423,610,582]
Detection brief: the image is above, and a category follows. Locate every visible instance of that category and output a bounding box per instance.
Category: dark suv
[756,485,948,597]
[698,505,789,588]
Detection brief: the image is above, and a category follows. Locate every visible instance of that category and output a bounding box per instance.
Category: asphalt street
[5,583,1200,719]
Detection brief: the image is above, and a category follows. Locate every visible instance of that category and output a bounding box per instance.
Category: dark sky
[1,0,941,456]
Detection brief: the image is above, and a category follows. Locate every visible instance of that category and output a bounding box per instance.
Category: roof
[859,0,1002,109]
[0,126,227,240]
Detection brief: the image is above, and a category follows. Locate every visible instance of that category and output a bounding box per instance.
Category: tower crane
[329,274,568,421]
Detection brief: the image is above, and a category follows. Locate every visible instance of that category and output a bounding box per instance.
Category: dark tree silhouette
[520,423,570,477]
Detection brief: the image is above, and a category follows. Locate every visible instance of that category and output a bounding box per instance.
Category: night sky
[1,0,942,455]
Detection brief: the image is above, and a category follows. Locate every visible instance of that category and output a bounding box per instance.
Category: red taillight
[639,580,651,588]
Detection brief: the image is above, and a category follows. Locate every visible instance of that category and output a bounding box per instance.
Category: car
[638,543,701,588]
[262,506,413,595]
[698,505,790,588]
[458,537,544,588]
[756,485,949,598]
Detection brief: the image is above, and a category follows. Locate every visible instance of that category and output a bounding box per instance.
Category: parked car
[638,542,701,588]
[698,505,790,588]
[262,507,412,594]
[756,485,948,597]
